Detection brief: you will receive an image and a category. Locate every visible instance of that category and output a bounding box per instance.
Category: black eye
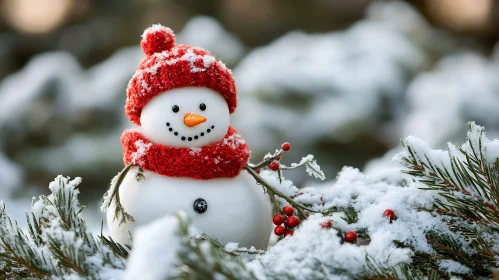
[199,103,206,111]
[172,105,179,113]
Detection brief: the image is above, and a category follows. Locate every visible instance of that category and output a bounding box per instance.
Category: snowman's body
[107,86,273,249]
[107,167,272,249]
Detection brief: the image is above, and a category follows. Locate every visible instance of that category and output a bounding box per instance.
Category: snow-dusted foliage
[3,122,499,278]
[232,1,428,163]
[0,176,125,278]
[401,53,499,147]
[124,212,252,279]
[246,168,437,279]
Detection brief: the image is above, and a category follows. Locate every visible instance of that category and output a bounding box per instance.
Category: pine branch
[398,122,499,278]
[99,221,130,259]
[0,202,57,278]
[171,213,255,280]
[363,255,442,280]
[400,124,499,229]
[0,176,127,279]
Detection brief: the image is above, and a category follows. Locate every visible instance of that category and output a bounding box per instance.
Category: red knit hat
[125,24,237,126]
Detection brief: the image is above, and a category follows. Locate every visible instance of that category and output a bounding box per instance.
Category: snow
[230,1,434,180]
[400,53,499,147]
[438,260,471,274]
[101,172,119,212]
[260,170,299,197]
[291,154,326,180]
[485,140,499,163]
[130,140,152,165]
[189,147,202,155]
[124,214,183,280]
[182,49,209,73]
[224,242,239,252]
[141,24,174,39]
[249,166,461,279]
[223,134,247,149]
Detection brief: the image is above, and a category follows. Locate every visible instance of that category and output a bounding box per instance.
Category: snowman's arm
[102,164,136,225]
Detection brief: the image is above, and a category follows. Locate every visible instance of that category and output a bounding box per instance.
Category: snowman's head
[140,87,230,147]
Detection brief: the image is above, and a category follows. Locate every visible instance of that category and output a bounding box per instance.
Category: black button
[193,198,208,214]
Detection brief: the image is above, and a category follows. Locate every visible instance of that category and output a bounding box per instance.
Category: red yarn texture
[121,126,251,180]
[126,25,237,126]
[140,25,176,56]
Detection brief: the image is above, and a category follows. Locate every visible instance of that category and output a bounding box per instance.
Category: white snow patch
[224,242,239,252]
[189,147,202,155]
[124,214,183,280]
[223,134,246,149]
[485,139,499,163]
[130,140,152,165]
[438,260,471,274]
[141,24,174,39]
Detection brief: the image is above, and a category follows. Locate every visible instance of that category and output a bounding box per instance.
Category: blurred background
[1,0,499,226]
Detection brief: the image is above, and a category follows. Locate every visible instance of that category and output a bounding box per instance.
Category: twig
[107,164,135,225]
[247,150,283,170]
[245,165,319,219]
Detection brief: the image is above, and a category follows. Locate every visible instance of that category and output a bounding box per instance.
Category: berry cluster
[260,142,291,172]
[273,205,300,237]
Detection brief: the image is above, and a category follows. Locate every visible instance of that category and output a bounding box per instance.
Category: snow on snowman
[102,24,273,249]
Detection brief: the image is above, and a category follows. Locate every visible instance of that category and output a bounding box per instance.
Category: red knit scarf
[121,126,251,180]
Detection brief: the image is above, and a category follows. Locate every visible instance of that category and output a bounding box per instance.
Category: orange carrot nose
[184,113,207,127]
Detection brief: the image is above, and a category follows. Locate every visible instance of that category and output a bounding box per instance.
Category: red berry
[383,209,395,221]
[269,161,280,171]
[284,230,294,237]
[256,169,261,174]
[276,155,282,161]
[282,206,294,216]
[320,220,332,229]
[345,231,357,242]
[272,214,284,225]
[274,225,285,236]
[281,142,291,151]
[286,216,300,228]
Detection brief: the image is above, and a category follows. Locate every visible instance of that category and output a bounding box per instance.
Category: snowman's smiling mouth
[166,122,215,142]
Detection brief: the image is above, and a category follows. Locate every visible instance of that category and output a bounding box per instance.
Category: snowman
[104,24,272,250]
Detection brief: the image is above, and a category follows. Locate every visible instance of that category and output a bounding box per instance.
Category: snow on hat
[125,24,237,126]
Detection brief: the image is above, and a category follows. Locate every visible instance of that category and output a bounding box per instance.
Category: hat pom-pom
[141,24,176,56]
